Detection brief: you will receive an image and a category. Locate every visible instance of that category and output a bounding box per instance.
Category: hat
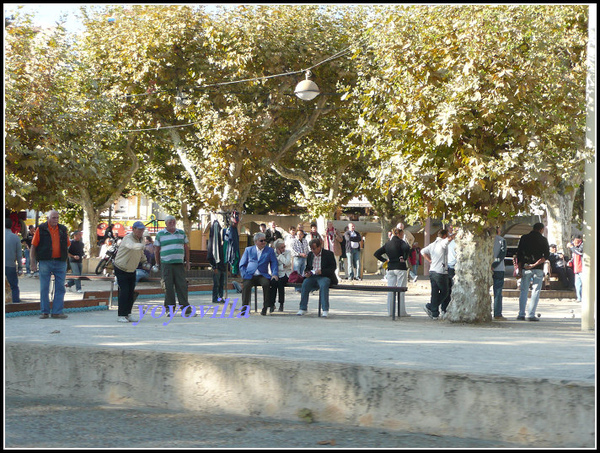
[132,221,145,230]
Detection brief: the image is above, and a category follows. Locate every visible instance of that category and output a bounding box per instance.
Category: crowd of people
[5,212,586,323]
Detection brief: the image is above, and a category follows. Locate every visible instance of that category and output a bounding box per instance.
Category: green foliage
[353,5,590,231]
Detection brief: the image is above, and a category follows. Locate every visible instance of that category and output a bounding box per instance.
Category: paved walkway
[6,273,595,383]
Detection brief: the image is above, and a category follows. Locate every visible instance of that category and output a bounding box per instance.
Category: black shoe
[261,307,267,316]
[526,317,540,321]
[516,316,526,321]
[269,304,275,313]
[278,304,284,312]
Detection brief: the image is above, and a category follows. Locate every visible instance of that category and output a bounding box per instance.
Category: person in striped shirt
[154,215,191,312]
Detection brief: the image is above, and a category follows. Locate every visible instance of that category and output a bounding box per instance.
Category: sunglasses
[257,239,266,243]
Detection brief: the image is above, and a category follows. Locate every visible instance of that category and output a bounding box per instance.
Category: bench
[52,275,117,306]
[249,282,408,320]
[189,250,211,269]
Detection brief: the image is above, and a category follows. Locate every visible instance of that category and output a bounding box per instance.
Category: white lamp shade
[294,79,320,101]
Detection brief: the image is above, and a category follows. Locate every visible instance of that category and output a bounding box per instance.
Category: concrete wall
[5,343,594,447]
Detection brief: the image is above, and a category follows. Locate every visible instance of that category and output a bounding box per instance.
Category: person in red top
[567,235,583,302]
[30,210,71,319]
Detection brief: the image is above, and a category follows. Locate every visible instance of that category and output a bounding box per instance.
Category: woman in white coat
[270,239,292,312]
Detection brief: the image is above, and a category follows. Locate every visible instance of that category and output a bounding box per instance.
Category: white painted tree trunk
[446,229,494,323]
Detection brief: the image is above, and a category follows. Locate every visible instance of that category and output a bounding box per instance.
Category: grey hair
[165,215,176,222]
[254,232,266,243]
[273,239,285,249]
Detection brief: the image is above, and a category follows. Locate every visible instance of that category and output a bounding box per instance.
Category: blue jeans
[409,264,419,280]
[136,268,150,283]
[293,257,306,292]
[67,261,82,290]
[492,270,505,317]
[518,268,544,318]
[426,271,449,317]
[39,260,67,315]
[5,266,20,302]
[299,275,332,312]
[348,248,361,280]
[574,273,583,302]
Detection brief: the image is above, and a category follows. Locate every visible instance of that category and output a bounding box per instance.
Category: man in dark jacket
[516,222,550,321]
[297,238,338,317]
[374,228,411,316]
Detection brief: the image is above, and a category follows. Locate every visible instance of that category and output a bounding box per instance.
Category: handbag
[288,270,304,284]
[512,255,521,278]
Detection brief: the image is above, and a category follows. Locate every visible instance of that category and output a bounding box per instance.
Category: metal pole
[582,4,596,331]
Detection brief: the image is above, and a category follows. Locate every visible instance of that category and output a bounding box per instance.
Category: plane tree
[351,5,591,322]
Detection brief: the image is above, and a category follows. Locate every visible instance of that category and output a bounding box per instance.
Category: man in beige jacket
[114,221,148,323]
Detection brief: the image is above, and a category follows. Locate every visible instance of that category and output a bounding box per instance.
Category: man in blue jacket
[239,232,279,315]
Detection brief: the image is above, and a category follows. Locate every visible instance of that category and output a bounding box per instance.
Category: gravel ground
[5,396,524,449]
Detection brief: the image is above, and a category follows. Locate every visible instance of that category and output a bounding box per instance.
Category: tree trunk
[544,188,576,253]
[81,200,102,258]
[446,229,493,323]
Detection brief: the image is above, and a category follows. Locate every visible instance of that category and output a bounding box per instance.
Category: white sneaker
[76,289,83,293]
[126,314,138,323]
[322,311,328,318]
[117,316,129,323]
[413,276,418,283]
[296,310,306,316]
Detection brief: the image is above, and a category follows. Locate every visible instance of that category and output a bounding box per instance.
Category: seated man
[548,244,574,289]
[297,238,339,318]
[239,232,279,315]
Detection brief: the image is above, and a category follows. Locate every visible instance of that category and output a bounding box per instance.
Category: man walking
[421,229,454,320]
[516,222,550,321]
[30,210,70,319]
[155,216,191,312]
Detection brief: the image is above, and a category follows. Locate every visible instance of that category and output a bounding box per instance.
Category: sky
[5,3,86,31]
[4,3,234,32]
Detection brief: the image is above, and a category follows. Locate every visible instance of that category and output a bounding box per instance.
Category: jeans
[293,257,306,275]
[24,248,31,274]
[492,270,505,317]
[518,268,544,318]
[426,271,449,317]
[409,264,419,280]
[574,273,583,302]
[293,257,306,291]
[386,269,408,316]
[136,269,150,283]
[5,266,20,302]
[114,265,137,317]
[161,263,188,308]
[67,261,82,290]
[299,275,331,312]
[348,248,361,280]
[39,260,67,315]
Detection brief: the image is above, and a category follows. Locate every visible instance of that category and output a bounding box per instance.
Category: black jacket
[517,230,550,270]
[305,249,339,285]
[374,236,411,270]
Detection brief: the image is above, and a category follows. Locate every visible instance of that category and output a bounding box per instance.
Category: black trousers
[242,275,271,308]
[114,266,137,317]
[270,274,289,307]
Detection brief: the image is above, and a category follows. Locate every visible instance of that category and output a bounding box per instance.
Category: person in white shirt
[421,229,455,319]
